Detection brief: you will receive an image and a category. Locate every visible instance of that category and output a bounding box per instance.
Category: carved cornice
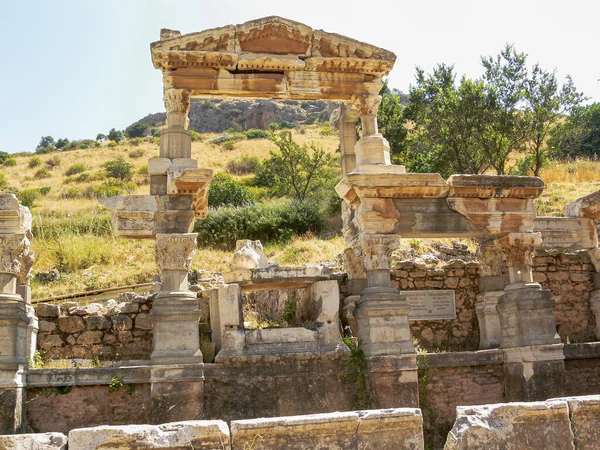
[155,233,197,275]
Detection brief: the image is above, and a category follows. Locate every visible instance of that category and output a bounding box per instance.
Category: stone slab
[565,189,600,220]
[445,400,573,450]
[68,421,230,450]
[406,290,456,320]
[231,408,423,450]
[224,265,329,292]
[0,432,67,449]
[534,216,598,250]
[447,174,545,198]
[550,395,600,450]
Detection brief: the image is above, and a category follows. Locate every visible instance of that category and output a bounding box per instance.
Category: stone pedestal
[497,288,560,349]
[368,355,419,408]
[352,234,414,357]
[151,233,202,364]
[503,344,566,402]
[475,290,502,349]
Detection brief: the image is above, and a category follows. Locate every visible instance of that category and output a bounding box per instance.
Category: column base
[151,291,203,364]
[355,287,415,357]
[368,354,419,408]
[497,287,561,348]
[503,344,565,402]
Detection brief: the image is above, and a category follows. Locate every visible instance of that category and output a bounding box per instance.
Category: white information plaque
[406,290,456,320]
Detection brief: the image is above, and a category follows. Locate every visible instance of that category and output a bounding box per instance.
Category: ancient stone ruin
[1,15,600,449]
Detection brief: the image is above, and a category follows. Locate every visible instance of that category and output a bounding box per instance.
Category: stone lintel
[534,216,599,250]
[223,265,329,291]
[564,189,600,219]
[502,344,565,364]
[447,174,545,198]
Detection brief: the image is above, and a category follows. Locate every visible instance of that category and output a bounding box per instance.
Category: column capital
[360,233,400,272]
[155,233,197,276]
[495,232,542,267]
[349,94,381,117]
[163,89,191,129]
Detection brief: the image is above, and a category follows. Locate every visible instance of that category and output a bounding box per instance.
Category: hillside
[1,124,599,299]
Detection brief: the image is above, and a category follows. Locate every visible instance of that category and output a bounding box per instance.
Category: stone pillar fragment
[353,234,414,357]
[475,241,505,349]
[350,95,394,169]
[151,233,202,364]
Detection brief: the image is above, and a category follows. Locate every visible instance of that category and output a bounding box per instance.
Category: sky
[1,0,599,153]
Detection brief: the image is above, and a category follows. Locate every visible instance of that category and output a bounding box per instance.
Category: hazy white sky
[1,0,598,152]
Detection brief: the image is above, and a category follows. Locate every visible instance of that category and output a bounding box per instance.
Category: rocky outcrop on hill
[137,99,332,133]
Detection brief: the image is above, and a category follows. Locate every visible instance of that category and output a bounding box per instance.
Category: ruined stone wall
[533,251,597,342]
[391,259,481,352]
[35,293,154,362]
[564,343,600,397]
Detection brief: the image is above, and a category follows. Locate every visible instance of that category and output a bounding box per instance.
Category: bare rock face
[0,432,67,449]
[445,400,574,450]
[68,421,230,450]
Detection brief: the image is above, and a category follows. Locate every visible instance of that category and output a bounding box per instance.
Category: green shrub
[190,130,202,142]
[211,132,246,145]
[64,164,87,176]
[0,173,8,190]
[128,138,143,147]
[125,122,148,138]
[0,152,10,164]
[222,140,236,150]
[3,157,17,167]
[208,174,256,208]
[104,157,133,180]
[45,156,60,170]
[28,157,42,168]
[245,129,269,140]
[34,168,51,179]
[320,125,333,136]
[226,155,261,175]
[39,186,51,196]
[108,141,118,148]
[129,148,145,158]
[195,201,325,250]
[16,189,38,208]
[151,127,161,138]
[138,164,148,175]
[268,121,296,132]
[93,180,137,198]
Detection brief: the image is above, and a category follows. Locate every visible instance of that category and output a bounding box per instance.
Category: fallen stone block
[68,421,230,450]
[445,400,574,450]
[0,432,67,449]
[550,395,600,450]
[231,408,423,450]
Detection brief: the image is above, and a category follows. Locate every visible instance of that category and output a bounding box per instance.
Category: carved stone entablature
[343,247,366,280]
[360,234,400,272]
[164,89,191,116]
[496,232,542,268]
[0,233,30,277]
[155,233,197,276]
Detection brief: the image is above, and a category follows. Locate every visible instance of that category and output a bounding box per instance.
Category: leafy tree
[548,103,600,158]
[103,157,133,180]
[96,133,106,141]
[378,82,408,163]
[208,173,256,207]
[36,136,56,154]
[519,67,585,175]
[125,122,149,138]
[404,64,489,175]
[0,152,10,164]
[107,128,125,143]
[55,138,69,149]
[258,131,334,203]
[478,44,529,174]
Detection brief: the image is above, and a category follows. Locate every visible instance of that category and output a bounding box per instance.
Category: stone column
[341,247,366,336]
[337,104,359,177]
[475,240,505,349]
[151,232,204,424]
[353,234,414,357]
[350,95,393,168]
[0,232,31,434]
[151,233,202,364]
[495,232,564,401]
